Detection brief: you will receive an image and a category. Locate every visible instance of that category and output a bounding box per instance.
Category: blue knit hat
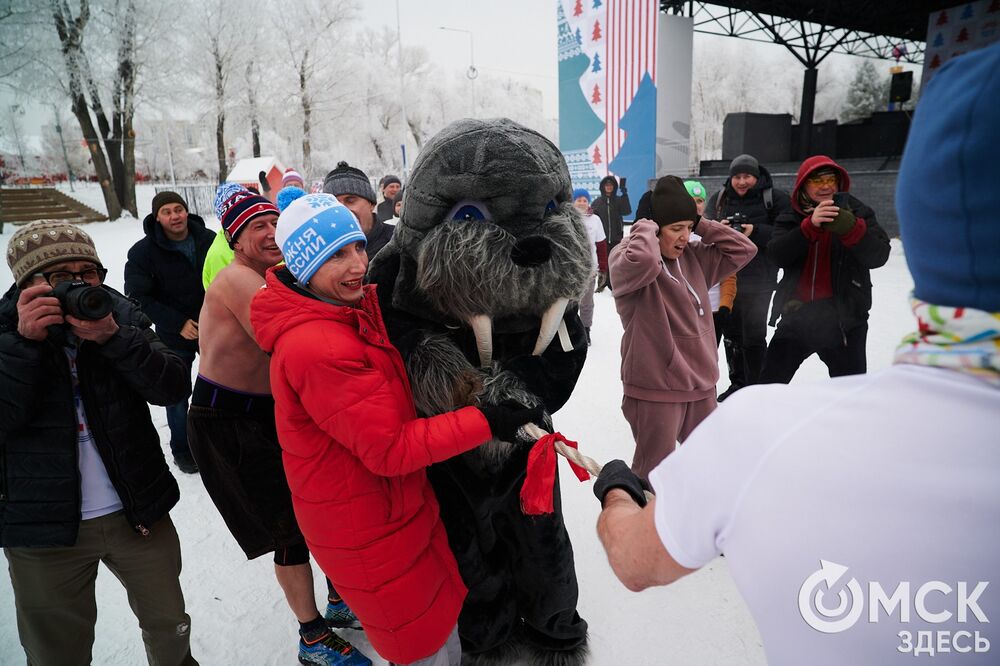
[572,188,591,203]
[275,194,366,284]
[276,186,307,212]
[897,41,1000,311]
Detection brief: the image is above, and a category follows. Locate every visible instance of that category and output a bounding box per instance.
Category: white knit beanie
[275,194,366,284]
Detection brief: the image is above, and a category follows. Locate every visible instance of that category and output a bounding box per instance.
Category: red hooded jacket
[250,268,492,664]
[788,155,869,302]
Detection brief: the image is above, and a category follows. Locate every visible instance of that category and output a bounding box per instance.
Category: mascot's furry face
[390,118,593,368]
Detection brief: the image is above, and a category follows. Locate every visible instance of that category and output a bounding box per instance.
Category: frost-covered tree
[841,60,887,123]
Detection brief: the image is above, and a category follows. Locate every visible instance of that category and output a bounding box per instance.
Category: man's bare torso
[198,262,271,394]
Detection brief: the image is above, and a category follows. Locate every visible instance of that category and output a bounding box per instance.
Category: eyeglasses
[806,174,839,187]
[37,267,108,286]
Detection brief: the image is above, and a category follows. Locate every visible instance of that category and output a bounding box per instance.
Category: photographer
[759,157,889,382]
[706,155,792,399]
[1,221,197,665]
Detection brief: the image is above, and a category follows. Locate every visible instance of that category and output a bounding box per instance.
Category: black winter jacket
[768,193,890,331]
[706,166,792,293]
[591,175,631,246]
[124,213,215,351]
[366,220,396,262]
[0,285,189,547]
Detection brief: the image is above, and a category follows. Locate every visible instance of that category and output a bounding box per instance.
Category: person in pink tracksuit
[609,175,756,479]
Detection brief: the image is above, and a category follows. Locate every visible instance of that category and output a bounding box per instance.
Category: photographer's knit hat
[651,176,698,227]
[275,193,366,285]
[7,220,101,287]
[728,154,760,178]
[323,161,377,204]
[897,41,1000,311]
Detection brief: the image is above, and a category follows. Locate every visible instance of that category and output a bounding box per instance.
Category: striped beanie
[275,193,366,284]
[282,168,305,188]
[7,220,101,287]
[216,186,280,247]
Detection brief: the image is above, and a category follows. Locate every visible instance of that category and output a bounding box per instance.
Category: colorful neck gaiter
[894,298,1000,388]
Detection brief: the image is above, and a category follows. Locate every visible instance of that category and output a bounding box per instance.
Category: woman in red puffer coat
[250,193,541,666]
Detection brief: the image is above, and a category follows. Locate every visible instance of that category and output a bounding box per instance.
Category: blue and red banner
[558,0,659,206]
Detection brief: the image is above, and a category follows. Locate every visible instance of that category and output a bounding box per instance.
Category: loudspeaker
[890,71,913,103]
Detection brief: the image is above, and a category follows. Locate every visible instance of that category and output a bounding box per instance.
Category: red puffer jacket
[251,268,492,664]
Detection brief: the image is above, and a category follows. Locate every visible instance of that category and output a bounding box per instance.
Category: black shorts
[187,379,306,561]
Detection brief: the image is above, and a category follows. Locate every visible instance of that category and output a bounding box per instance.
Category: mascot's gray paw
[523,640,591,666]
[463,638,526,666]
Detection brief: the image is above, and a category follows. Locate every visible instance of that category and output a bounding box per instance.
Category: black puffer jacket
[124,213,215,351]
[706,166,792,293]
[366,220,396,261]
[0,285,188,547]
[591,175,631,246]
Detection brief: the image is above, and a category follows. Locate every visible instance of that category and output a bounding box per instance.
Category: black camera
[52,281,113,321]
[728,212,747,230]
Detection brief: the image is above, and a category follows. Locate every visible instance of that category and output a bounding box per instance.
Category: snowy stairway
[0,188,107,226]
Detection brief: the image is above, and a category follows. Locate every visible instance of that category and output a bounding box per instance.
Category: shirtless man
[188,185,371,666]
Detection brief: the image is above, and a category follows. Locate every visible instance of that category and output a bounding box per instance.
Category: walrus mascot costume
[368,118,592,665]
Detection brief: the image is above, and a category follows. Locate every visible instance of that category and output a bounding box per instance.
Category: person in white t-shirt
[593,41,1000,665]
[573,188,608,345]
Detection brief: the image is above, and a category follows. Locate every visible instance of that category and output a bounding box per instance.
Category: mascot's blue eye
[544,200,559,214]
[446,201,491,222]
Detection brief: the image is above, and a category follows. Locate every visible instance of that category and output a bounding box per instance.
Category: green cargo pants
[4,511,197,666]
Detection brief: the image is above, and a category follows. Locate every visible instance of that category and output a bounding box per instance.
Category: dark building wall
[694,165,900,238]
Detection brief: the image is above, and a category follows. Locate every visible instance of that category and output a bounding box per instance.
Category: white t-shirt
[582,212,606,271]
[650,364,1000,665]
[690,232,721,310]
[65,348,123,520]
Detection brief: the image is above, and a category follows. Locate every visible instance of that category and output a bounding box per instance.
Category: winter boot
[324,598,362,630]
[298,625,371,666]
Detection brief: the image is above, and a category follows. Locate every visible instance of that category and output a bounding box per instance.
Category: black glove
[595,272,608,293]
[593,459,652,507]
[714,305,731,328]
[479,401,546,444]
[258,170,271,195]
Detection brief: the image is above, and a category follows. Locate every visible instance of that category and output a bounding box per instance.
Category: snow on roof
[226,156,285,182]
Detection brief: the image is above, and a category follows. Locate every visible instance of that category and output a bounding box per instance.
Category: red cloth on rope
[520,432,590,515]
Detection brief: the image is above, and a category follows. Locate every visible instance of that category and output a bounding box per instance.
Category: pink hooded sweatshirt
[610,218,756,402]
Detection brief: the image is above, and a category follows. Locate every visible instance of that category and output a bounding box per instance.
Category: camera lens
[74,287,113,320]
[54,281,113,320]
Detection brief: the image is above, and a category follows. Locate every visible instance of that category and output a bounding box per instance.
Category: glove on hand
[480,401,547,444]
[258,170,271,195]
[821,208,856,236]
[595,272,608,293]
[593,459,652,508]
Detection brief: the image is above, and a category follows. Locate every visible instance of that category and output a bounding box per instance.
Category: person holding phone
[759,156,890,383]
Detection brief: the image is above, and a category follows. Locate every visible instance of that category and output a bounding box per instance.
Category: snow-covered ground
[0,186,915,664]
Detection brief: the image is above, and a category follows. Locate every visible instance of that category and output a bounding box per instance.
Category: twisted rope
[523,423,654,502]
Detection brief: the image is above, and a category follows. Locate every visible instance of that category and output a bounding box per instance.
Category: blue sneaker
[298,629,371,666]
[324,599,362,629]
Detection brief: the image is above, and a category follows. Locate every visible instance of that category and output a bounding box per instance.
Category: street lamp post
[51,105,76,191]
[438,26,477,118]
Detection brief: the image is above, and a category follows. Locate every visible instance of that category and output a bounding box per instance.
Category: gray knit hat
[7,220,101,287]
[729,154,760,178]
[323,161,377,204]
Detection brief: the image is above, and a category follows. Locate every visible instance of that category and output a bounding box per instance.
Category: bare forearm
[597,491,695,591]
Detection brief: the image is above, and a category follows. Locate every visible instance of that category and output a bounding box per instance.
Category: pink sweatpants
[622,395,717,480]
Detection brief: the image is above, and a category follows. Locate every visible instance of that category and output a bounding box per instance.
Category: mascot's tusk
[468,314,494,368]
[532,298,569,356]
